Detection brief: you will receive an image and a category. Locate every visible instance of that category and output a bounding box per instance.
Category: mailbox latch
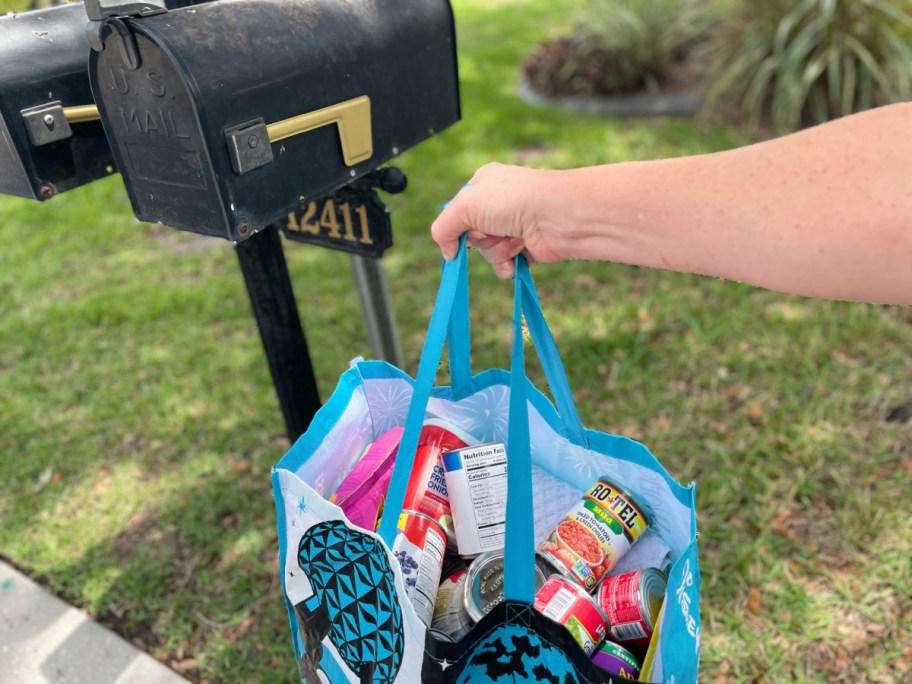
[225,119,274,175]
[21,102,72,147]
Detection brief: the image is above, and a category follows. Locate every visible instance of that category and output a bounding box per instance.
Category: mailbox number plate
[282,188,392,258]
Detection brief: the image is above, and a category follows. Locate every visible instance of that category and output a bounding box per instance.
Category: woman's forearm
[558,104,912,304]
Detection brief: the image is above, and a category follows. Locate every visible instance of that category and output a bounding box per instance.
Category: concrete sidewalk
[1,561,190,684]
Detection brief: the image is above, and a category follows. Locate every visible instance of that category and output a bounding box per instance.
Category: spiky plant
[709,0,912,134]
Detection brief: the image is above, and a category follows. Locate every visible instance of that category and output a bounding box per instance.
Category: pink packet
[329,426,404,530]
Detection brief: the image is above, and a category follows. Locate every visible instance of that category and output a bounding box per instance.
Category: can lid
[464,552,548,623]
[638,567,668,631]
[426,628,457,643]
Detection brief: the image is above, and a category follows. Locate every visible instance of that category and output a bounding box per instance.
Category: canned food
[533,575,608,656]
[538,477,650,590]
[591,641,641,680]
[597,568,666,647]
[419,419,477,452]
[464,552,549,623]
[430,569,472,640]
[401,425,472,548]
[441,442,508,557]
[392,510,447,626]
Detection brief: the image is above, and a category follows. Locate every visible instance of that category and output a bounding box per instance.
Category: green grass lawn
[1,0,910,682]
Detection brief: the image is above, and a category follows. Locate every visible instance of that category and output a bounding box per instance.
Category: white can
[392,511,447,626]
[441,443,508,557]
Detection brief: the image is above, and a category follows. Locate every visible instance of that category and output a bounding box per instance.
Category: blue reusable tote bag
[273,237,700,682]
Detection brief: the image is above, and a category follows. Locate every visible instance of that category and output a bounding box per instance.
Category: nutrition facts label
[443,443,507,555]
[412,526,446,626]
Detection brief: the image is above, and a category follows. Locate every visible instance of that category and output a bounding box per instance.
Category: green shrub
[521,0,716,97]
[574,0,717,90]
[709,0,912,134]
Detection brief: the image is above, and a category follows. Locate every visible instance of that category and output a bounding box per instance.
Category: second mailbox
[88,0,460,242]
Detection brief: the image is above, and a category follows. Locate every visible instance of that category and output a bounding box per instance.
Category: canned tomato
[597,568,666,647]
[393,510,447,626]
[430,569,472,640]
[441,442,508,557]
[533,575,608,656]
[464,552,549,623]
[538,477,650,590]
[591,641,641,680]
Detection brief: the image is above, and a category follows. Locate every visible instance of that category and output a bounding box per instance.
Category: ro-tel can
[441,443,508,557]
[537,477,650,590]
[591,641,641,680]
[533,575,608,656]
[464,551,549,624]
[392,510,447,626]
[402,424,472,549]
[430,569,472,640]
[597,567,667,647]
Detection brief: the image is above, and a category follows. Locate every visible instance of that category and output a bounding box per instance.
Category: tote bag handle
[379,238,586,606]
[444,247,585,444]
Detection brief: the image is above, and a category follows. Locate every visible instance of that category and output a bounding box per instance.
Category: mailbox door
[0,4,115,200]
[89,33,229,237]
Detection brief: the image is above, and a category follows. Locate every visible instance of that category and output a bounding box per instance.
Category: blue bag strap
[503,254,591,602]
[377,236,467,546]
[515,262,587,447]
[503,262,536,602]
[446,243,472,393]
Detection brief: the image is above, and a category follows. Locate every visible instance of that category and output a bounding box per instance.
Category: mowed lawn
[1,0,910,682]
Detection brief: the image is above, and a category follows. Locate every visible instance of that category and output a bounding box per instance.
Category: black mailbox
[0,3,114,200]
[87,0,460,241]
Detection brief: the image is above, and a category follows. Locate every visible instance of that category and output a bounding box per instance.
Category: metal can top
[638,567,668,634]
[426,628,457,643]
[463,551,548,623]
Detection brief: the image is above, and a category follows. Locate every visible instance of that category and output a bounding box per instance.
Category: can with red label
[591,641,641,680]
[597,567,666,647]
[533,575,608,656]
[401,424,472,549]
[392,510,447,626]
[538,477,650,590]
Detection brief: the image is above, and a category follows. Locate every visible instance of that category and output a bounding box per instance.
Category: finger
[431,183,472,260]
[431,214,463,261]
[492,258,516,280]
[477,236,527,268]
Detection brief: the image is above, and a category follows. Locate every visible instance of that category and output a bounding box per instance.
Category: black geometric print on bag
[295,520,404,684]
